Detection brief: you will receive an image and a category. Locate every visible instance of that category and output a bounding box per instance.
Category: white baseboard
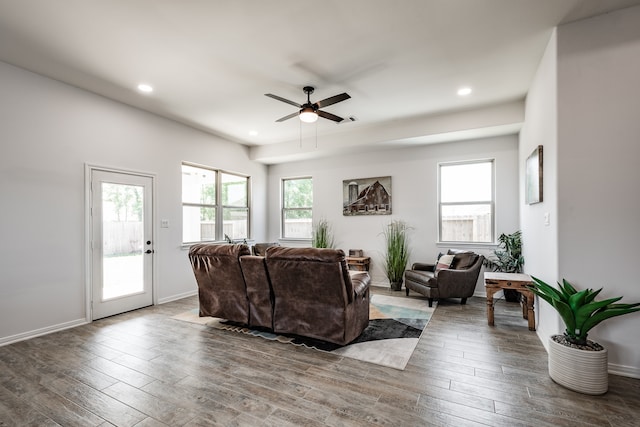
[1,290,197,347]
[0,318,88,347]
[158,289,198,305]
[371,281,393,289]
[607,363,640,379]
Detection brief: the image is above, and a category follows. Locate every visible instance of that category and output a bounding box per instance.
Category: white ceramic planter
[548,336,608,395]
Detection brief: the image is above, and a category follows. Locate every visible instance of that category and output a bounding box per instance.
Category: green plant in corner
[485,230,524,302]
[528,277,640,346]
[485,230,524,273]
[382,220,411,291]
[312,218,335,248]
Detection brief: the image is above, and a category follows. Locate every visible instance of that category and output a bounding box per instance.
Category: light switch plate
[161,219,169,228]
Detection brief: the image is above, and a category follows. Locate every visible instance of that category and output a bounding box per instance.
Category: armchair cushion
[435,254,455,274]
[448,249,479,270]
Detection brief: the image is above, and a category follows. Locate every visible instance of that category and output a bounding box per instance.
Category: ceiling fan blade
[265,93,301,108]
[275,111,299,122]
[317,110,344,123]
[315,92,350,108]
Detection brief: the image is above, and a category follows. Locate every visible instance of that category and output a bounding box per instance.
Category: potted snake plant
[528,277,640,394]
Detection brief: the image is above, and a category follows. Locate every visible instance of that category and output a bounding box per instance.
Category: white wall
[519,29,563,343]
[0,61,267,343]
[268,135,520,291]
[522,6,640,377]
[556,6,640,376]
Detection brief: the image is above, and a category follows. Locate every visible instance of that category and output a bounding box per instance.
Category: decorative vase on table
[528,277,640,395]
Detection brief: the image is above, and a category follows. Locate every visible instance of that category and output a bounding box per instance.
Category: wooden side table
[346,256,370,271]
[484,272,536,331]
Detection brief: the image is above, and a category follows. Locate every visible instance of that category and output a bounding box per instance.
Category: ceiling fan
[265,86,350,123]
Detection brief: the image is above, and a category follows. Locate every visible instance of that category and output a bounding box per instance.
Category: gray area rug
[172,294,435,370]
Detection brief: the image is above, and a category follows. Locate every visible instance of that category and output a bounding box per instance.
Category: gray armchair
[404,250,484,307]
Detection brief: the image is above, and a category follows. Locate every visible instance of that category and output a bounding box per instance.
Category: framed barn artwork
[343,176,392,216]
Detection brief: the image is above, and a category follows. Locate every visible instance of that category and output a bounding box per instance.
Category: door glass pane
[102,182,144,300]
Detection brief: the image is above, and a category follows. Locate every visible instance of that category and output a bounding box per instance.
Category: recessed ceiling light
[137,83,153,93]
[457,87,472,96]
[248,130,258,136]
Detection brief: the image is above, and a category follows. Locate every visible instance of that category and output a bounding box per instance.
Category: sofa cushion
[447,250,478,270]
[435,254,455,273]
[405,269,437,287]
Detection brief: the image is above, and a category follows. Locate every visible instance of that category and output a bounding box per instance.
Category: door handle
[145,249,155,254]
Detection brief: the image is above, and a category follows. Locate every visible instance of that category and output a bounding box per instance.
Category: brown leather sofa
[239,254,273,330]
[251,242,280,256]
[188,244,371,345]
[189,243,251,323]
[265,246,370,345]
[404,250,484,307]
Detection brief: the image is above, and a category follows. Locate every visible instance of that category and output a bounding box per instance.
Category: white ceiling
[1,0,639,163]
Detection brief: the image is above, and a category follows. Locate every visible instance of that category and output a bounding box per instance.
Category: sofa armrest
[411,262,436,272]
[350,271,371,298]
[435,267,480,297]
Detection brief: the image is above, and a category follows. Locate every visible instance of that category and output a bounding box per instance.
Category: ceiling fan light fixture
[266,86,349,123]
[299,107,318,123]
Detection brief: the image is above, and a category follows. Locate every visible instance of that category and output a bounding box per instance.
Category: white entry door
[90,169,154,320]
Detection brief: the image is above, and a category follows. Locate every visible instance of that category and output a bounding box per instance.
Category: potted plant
[312,218,335,248]
[485,230,524,302]
[528,277,640,395]
[382,220,410,291]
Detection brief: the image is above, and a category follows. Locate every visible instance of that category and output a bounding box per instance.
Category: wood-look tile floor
[1,288,639,426]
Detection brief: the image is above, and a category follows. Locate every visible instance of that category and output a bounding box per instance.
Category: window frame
[281,176,313,240]
[181,162,250,244]
[437,159,495,245]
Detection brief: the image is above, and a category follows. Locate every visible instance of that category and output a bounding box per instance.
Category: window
[182,163,249,244]
[221,172,249,240]
[282,177,312,239]
[439,160,494,243]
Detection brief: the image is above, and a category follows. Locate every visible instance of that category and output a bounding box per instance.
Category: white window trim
[182,162,251,245]
[281,176,313,240]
